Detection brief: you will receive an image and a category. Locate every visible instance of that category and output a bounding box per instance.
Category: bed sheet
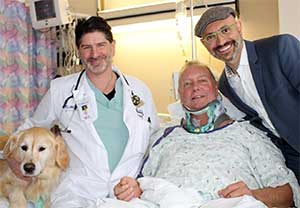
[93,177,267,208]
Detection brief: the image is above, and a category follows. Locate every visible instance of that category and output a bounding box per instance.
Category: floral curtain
[0,0,57,135]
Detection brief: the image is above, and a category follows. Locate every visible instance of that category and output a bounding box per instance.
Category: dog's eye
[39,147,46,152]
[21,145,28,151]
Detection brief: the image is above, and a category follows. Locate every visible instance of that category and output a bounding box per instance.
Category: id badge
[76,97,91,121]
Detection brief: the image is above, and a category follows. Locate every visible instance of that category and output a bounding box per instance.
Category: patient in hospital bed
[105,61,299,208]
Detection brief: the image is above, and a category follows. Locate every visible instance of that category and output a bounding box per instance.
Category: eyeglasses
[201,23,237,44]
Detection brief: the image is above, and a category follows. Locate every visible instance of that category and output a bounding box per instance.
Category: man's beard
[82,56,113,75]
[212,37,243,63]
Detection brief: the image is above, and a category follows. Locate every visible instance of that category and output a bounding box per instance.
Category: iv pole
[189,0,196,60]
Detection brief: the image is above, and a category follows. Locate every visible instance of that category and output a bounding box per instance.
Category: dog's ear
[3,131,23,158]
[55,136,69,171]
[50,125,62,137]
[0,135,9,151]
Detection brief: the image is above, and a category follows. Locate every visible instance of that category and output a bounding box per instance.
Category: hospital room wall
[70,0,280,113]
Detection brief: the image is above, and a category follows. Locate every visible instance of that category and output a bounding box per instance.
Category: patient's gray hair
[178,61,217,85]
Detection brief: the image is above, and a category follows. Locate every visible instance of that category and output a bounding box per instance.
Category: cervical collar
[182,98,226,134]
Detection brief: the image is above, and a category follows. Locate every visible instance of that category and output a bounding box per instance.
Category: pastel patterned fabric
[0,0,56,134]
[143,122,300,206]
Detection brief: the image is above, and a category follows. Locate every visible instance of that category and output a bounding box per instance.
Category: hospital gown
[142,121,300,206]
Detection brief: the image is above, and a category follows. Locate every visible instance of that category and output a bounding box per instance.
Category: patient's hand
[114,176,142,201]
[7,158,32,182]
[218,181,253,198]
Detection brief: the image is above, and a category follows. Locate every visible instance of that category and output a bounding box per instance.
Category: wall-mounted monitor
[29,0,73,29]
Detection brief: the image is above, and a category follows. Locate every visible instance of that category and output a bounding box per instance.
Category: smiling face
[201,15,243,70]
[178,63,218,111]
[78,31,115,76]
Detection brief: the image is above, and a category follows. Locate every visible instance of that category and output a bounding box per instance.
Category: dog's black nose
[23,163,35,174]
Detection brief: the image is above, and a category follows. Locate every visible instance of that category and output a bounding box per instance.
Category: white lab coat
[18,66,159,207]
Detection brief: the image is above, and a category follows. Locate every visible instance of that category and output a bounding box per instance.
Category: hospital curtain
[0,0,57,135]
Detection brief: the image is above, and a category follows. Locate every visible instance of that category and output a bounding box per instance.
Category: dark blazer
[219,34,300,153]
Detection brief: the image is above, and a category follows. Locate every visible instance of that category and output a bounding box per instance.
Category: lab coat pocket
[120,118,150,169]
[136,117,151,153]
[69,173,108,200]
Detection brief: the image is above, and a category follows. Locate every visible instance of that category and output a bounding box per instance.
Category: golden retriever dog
[0,136,8,153]
[0,134,9,151]
[0,126,69,208]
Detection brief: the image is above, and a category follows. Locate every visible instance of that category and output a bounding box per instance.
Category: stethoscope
[59,69,147,133]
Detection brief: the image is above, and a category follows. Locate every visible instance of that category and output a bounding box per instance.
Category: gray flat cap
[195,6,236,38]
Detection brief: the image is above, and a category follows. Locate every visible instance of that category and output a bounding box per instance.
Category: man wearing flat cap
[195,6,300,185]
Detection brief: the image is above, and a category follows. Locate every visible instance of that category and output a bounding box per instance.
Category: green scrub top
[88,77,129,173]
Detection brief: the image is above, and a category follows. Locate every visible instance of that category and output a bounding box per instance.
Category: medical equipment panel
[29,0,72,29]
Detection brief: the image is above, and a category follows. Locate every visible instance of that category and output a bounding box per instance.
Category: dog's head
[3,126,69,177]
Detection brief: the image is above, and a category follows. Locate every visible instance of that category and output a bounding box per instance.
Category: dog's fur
[0,135,9,151]
[0,126,69,208]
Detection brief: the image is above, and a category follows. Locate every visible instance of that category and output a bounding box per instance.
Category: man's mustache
[87,56,105,62]
[214,40,234,51]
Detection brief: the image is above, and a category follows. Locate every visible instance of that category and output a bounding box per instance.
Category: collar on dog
[33,196,45,208]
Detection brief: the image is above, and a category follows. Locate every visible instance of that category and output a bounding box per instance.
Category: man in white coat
[1,16,159,207]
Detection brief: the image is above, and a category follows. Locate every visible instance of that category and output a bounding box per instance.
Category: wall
[112,19,189,113]
[103,0,164,9]
[68,0,280,113]
[239,0,279,40]
[69,0,98,15]
[278,0,300,37]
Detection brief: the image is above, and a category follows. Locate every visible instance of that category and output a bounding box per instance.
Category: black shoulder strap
[151,125,180,149]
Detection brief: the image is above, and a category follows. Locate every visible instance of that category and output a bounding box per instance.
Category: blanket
[93,177,267,208]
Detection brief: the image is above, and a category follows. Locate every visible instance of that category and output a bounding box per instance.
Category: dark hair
[75,16,114,47]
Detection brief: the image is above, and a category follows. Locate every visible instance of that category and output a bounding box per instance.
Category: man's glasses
[201,23,237,44]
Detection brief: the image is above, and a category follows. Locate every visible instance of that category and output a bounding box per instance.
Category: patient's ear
[3,132,23,158]
[55,136,69,171]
